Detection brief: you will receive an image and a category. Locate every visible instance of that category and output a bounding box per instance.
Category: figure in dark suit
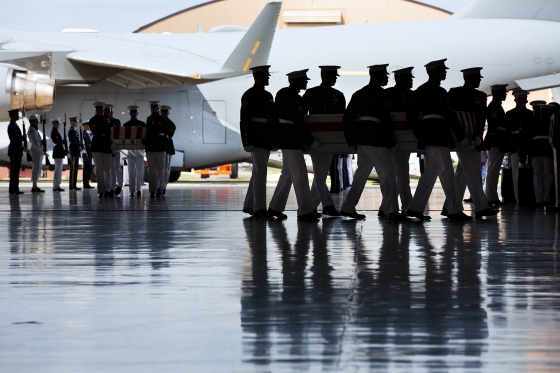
[67,117,81,190]
[81,121,94,189]
[7,109,24,195]
[51,118,67,192]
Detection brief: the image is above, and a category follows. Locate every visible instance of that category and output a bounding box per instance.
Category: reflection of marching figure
[530,103,555,206]
[145,101,167,198]
[161,105,176,196]
[27,115,45,193]
[123,105,146,197]
[302,65,346,217]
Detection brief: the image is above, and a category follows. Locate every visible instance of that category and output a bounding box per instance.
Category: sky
[1,0,472,33]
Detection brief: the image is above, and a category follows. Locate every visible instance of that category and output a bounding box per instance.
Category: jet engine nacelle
[0,63,55,120]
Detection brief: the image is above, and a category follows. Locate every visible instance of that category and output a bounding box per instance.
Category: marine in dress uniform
[240,65,277,218]
[529,103,555,206]
[104,104,122,196]
[484,84,509,206]
[381,66,418,216]
[27,115,45,192]
[506,90,534,203]
[339,64,403,221]
[302,65,345,217]
[67,117,81,190]
[144,101,168,198]
[405,59,471,221]
[81,121,94,189]
[123,105,146,197]
[443,67,497,218]
[160,105,176,196]
[50,118,66,192]
[89,101,113,198]
[268,69,321,221]
[7,109,24,194]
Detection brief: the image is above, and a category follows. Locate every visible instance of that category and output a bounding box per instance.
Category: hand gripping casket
[110,126,146,150]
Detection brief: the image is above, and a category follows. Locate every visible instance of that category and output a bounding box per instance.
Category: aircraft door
[202,100,226,144]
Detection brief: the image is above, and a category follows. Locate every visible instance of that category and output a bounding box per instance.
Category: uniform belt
[533,135,549,140]
[511,130,520,134]
[158,133,165,136]
[252,118,268,123]
[359,116,380,123]
[423,114,445,120]
[279,119,295,124]
[497,127,507,131]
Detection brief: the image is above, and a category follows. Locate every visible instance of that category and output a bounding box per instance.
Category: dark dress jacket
[89,114,112,154]
[274,86,314,150]
[302,85,346,114]
[448,85,487,138]
[239,85,276,150]
[68,127,81,158]
[7,121,23,157]
[506,106,534,154]
[145,113,167,152]
[165,118,176,155]
[343,84,394,148]
[484,100,509,152]
[82,129,92,159]
[529,115,553,158]
[413,80,465,149]
[51,128,66,159]
[386,85,420,137]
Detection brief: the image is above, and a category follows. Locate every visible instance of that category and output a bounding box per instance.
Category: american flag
[455,111,476,134]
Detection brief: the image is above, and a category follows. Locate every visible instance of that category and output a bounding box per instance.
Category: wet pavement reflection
[1,185,560,372]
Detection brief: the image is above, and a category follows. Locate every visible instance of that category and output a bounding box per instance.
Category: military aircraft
[1,0,560,180]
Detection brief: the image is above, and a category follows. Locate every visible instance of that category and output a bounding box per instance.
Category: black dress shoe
[72,187,82,191]
[136,190,142,197]
[115,186,122,196]
[31,188,45,193]
[405,210,431,220]
[130,192,135,197]
[441,208,448,216]
[83,185,95,189]
[109,189,115,197]
[98,193,104,198]
[475,208,499,218]
[322,205,340,217]
[268,208,288,219]
[378,209,385,218]
[150,193,156,198]
[297,213,320,221]
[253,209,271,218]
[312,210,322,218]
[488,200,502,206]
[242,207,254,215]
[13,191,24,194]
[156,188,162,197]
[104,191,109,197]
[385,212,406,222]
[447,211,473,221]
[463,197,473,203]
[53,188,65,192]
[162,188,166,196]
[340,210,366,219]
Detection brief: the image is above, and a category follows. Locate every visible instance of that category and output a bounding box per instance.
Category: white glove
[459,138,469,147]
[491,147,499,153]
[474,136,482,146]
[310,139,322,149]
[243,145,254,152]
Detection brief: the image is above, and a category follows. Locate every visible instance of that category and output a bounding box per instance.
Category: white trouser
[243,148,271,212]
[163,154,172,190]
[110,152,122,189]
[485,151,505,202]
[510,152,520,202]
[391,152,412,211]
[408,146,463,215]
[31,150,43,187]
[53,158,63,190]
[445,150,489,213]
[310,153,335,210]
[146,151,166,193]
[532,156,554,203]
[341,145,398,215]
[337,157,344,187]
[269,149,313,216]
[92,152,112,193]
[127,150,145,192]
[347,156,354,185]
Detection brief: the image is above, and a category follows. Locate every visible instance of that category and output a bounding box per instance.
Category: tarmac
[1,183,560,372]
